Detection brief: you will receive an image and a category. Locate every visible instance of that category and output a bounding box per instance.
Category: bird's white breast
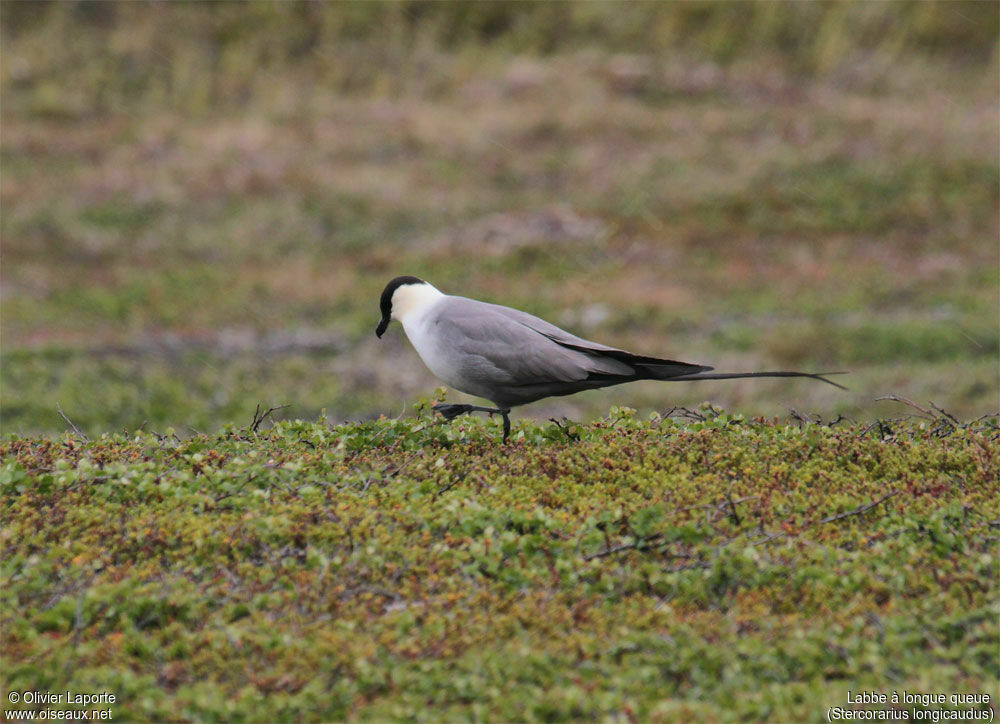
[400,301,466,389]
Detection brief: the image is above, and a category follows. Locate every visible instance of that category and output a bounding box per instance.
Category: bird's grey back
[427,296,710,408]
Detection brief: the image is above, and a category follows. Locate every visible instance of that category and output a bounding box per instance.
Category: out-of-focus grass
[1,1,998,434]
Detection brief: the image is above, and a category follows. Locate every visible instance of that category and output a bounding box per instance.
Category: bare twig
[929,403,960,426]
[857,417,908,441]
[385,449,423,479]
[723,485,747,526]
[57,403,88,440]
[817,491,900,525]
[788,410,852,428]
[548,418,581,442]
[749,529,788,546]
[213,473,258,503]
[875,395,936,419]
[64,474,109,493]
[662,406,708,422]
[752,491,900,544]
[584,533,670,560]
[788,408,817,427]
[251,403,291,433]
[339,586,401,602]
[435,472,469,498]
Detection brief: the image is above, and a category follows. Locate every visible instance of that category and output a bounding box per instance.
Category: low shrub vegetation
[3,405,997,722]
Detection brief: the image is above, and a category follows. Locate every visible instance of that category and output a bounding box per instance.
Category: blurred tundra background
[1,1,997,435]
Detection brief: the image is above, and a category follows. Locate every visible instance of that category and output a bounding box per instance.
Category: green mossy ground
[3,407,997,722]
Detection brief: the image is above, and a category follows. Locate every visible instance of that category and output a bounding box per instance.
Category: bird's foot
[432,403,477,421]
[432,403,512,443]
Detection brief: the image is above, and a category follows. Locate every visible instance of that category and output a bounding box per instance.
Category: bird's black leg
[432,403,501,420]
[432,403,476,420]
[432,403,513,442]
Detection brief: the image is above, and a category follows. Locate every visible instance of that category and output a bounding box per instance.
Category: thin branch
[664,559,711,573]
[875,395,936,419]
[749,529,787,546]
[251,403,291,433]
[584,533,672,560]
[929,403,960,425]
[857,416,910,440]
[548,418,581,442]
[339,586,402,602]
[817,491,900,525]
[788,408,817,427]
[587,487,898,562]
[722,487,751,526]
[435,472,468,498]
[752,491,900,545]
[663,406,709,422]
[213,473,258,503]
[57,403,88,440]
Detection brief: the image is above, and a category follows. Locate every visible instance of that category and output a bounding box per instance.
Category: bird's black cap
[376,275,425,337]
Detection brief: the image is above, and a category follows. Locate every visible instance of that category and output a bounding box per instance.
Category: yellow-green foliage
[2,409,997,722]
[3,1,997,113]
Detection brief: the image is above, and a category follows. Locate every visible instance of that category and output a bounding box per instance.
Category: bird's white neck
[392,282,445,324]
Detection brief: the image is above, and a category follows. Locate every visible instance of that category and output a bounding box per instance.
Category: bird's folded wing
[437,297,709,386]
[482,300,712,379]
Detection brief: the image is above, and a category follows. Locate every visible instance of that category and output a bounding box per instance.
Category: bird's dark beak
[375,317,389,338]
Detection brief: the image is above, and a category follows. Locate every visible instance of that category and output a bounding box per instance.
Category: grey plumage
[375,276,846,442]
[426,296,713,409]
